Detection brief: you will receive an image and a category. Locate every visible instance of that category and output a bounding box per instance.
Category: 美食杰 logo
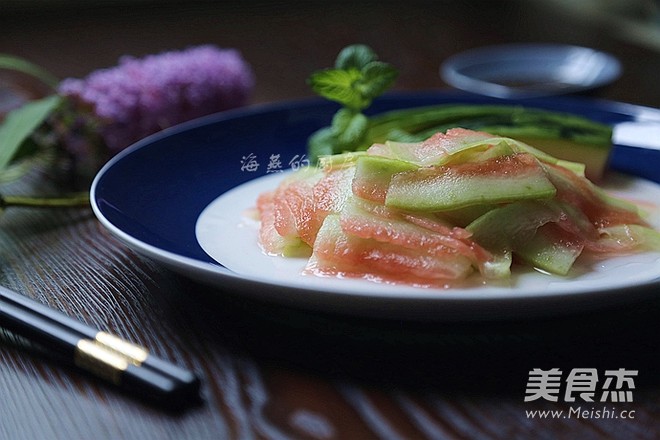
[523,368,638,421]
[524,368,637,403]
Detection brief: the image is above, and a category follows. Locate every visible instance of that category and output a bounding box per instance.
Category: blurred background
[2,0,660,106]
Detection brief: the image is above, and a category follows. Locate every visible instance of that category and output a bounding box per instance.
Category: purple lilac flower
[58,45,254,154]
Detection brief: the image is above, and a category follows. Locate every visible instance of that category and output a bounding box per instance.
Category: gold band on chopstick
[95,331,149,366]
[73,333,149,385]
[74,339,128,385]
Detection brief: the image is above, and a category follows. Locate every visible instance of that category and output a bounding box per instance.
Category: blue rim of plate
[90,90,660,319]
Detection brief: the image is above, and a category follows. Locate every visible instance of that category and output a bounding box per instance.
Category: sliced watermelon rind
[257,128,659,286]
[385,153,557,211]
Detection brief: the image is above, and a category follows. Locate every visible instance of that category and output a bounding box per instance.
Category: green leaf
[335,44,377,70]
[308,68,369,110]
[331,109,368,149]
[330,108,355,132]
[308,45,399,111]
[0,54,59,89]
[0,95,62,171]
[357,61,399,101]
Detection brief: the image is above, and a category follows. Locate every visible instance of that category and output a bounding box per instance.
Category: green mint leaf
[0,95,62,171]
[308,68,369,110]
[0,54,59,88]
[331,109,368,149]
[335,44,377,70]
[357,61,399,101]
[308,45,399,111]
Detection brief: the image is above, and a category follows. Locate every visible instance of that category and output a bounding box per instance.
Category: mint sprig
[307,44,398,160]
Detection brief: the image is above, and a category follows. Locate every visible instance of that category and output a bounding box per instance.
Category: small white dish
[440,44,622,98]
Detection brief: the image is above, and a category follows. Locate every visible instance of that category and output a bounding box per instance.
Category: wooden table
[1,1,659,439]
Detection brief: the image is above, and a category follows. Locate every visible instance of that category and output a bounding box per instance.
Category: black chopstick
[0,285,201,407]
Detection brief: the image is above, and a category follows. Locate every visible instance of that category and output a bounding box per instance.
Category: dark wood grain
[2,1,660,439]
